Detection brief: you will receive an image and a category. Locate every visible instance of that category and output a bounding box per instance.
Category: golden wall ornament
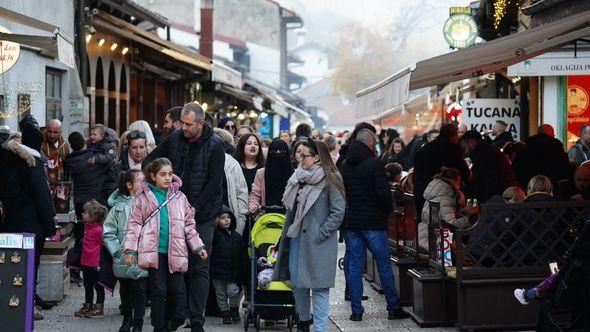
[10,251,21,263]
[12,275,23,286]
[9,295,19,307]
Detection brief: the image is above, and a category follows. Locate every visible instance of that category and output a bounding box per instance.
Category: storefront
[85,8,211,134]
[508,48,590,147]
[0,5,80,133]
[356,10,590,142]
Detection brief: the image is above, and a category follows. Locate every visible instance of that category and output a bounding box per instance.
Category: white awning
[356,10,590,118]
[212,61,243,89]
[356,67,412,118]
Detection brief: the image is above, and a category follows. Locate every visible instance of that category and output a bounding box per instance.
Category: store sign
[0,25,21,74]
[461,98,521,140]
[567,76,590,143]
[57,34,75,68]
[508,57,590,76]
[443,7,478,49]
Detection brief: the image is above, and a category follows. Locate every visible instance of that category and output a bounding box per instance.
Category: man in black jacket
[512,124,571,189]
[461,130,519,203]
[339,129,408,321]
[0,128,56,318]
[484,120,514,150]
[413,123,470,213]
[144,102,225,332]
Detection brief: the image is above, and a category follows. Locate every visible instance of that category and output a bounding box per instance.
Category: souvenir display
[12,275,23,287]
[8,295,19,308]
[10,251,20,264]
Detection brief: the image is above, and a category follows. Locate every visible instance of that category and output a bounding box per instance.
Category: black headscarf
[265,139,293,206]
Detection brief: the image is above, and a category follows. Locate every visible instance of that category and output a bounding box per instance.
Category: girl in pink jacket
[75,199,108,318]
[124,158,207,331]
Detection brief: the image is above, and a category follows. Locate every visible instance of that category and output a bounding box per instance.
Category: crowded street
[1,1,590,332]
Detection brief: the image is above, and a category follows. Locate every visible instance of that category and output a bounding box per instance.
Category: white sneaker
[514,288,529,305]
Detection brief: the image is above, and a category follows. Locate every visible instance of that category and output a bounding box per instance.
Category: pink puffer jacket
[124,175,204,273]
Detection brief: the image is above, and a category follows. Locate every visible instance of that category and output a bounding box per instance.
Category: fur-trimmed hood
[1,132,40,167]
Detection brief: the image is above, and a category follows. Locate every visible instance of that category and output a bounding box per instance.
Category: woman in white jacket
[418,167,477,252]
[214,128,249,234]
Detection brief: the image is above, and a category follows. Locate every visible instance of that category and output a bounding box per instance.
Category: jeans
[149,254,187,332]
[211,279,241,311]
[341,230,353,297]
[347,230,399,314]
[82,266,105,304]
[119,277,148,322]
[187,219,215,330]
[289,235,330,332]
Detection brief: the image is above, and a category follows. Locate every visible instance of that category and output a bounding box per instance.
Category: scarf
[283,164,325,237]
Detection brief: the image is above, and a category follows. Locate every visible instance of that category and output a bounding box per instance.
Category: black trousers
[149,254,186,331]
[187,219,215,330]
[34,236,46,297]
[82,266,105,304]
[120,277,148,322]
[73,202,85,247]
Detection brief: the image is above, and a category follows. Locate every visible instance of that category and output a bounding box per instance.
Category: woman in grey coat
[273,139,345,332]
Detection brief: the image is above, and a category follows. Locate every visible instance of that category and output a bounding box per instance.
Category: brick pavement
[36,243,458,331]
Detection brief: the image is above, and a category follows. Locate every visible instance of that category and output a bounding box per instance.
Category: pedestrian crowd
[1,106,589,332]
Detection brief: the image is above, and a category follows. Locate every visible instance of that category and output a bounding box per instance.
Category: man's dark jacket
[468,140,519,203]
[413,136,470,211]
[144,125,225,223]
[512,134,570,189]
[485,131,514,150]
[64,149,110,204]
[0,140,56,239]
[339,141,392,231]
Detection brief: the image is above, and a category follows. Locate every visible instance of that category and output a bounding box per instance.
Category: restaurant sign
[508,57,590,76]
[461,98,521,140]
[0,25,21,74]
[443,7,478,49]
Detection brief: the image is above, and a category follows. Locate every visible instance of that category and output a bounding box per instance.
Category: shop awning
[212,61,243,89]
[219,85,253,103]
[356,10,590,118]
[92,11,211,72]
[0,7,75,68]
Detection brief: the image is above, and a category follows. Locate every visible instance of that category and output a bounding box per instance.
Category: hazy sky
[281,0,474,66]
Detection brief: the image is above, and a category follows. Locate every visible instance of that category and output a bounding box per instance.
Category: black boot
[230,307,241,323]
[222,310,232,324]
[119,315,133,332]
[132,319,143,332]
[297,319,311,332]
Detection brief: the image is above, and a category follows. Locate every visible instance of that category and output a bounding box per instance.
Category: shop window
[46,69,63,122]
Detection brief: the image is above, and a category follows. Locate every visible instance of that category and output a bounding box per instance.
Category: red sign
[567,76,590,147]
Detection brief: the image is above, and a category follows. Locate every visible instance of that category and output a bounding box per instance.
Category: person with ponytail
[273,139,345,332]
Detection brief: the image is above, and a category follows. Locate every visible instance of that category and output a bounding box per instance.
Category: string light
[0,81,42,119]
[493,0,514,30]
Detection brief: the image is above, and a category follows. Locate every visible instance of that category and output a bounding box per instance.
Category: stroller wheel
[338,257,345,270]
[288,315,293,332]
[255,314,261,332]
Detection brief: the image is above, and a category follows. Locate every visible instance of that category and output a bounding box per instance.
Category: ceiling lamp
[110,43,118,51]
[98,38,105,47]
[121,47,129,55]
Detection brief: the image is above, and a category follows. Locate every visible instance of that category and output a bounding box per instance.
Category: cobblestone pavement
[36,243,457,331]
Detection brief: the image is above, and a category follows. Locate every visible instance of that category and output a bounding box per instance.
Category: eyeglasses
[224,125,235,130]
[128,131,146,139]
[298,153,315,161]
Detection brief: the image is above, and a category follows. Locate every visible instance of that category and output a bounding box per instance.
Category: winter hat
[21,122,43,152]
[18,115,39,131]
[68,132,85,152]
[0,125,10,144]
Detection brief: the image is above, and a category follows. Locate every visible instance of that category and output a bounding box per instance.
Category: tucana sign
[461,98,521,140]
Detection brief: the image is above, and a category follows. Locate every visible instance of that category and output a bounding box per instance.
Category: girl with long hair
[233,133,265,193]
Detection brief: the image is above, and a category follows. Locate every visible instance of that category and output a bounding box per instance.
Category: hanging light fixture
[85,34,92,43]
[237,113,246,120]
[98,38,105,47]
[110,43,118,51]
[121,47,129,55]
[249,110,257,118]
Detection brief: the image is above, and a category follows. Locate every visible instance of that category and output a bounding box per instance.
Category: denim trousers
[289,235,330,332]
[347,230,399,314]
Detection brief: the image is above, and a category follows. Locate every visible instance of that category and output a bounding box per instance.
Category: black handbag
[66,244,82,269]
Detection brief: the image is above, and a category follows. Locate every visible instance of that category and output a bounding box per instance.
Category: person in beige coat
[418,167,477,252]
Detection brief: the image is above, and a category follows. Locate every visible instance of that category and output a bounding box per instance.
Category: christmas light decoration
[0,81,42,119]
[493,0,509,30]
